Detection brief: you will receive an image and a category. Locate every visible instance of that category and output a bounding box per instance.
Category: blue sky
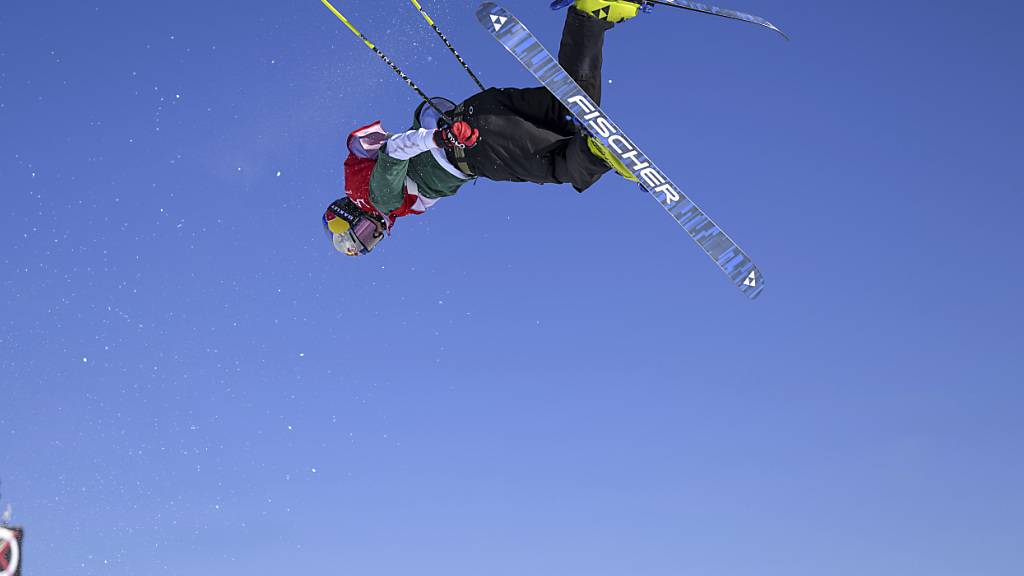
[1,0,1022,574]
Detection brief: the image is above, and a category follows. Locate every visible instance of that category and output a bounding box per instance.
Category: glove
[434,119,479,150]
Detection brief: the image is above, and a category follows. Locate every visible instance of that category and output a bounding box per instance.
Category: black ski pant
[455,8,614,191]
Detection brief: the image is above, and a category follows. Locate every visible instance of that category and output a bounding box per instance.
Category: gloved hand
[434,119,479,150]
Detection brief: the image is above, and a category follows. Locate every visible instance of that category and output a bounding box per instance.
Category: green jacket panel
[368,140,469,215]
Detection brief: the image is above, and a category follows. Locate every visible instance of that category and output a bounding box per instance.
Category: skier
[323,0,644,256]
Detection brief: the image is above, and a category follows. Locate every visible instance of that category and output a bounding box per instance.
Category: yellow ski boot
[573,0,643,23]
[587,136,639,182]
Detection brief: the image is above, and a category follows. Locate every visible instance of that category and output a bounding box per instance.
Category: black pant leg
[559,7,614,105]
[553,134,612,192]
[487,87,577,137]
[551,8,616,191]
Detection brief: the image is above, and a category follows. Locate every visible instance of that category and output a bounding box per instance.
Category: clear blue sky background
[2,0,1022,574]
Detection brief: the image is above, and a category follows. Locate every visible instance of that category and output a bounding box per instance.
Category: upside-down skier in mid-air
[323,0,643,256]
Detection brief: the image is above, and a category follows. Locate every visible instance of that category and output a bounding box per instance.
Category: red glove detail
[434,120,479,150]
[452,121,479,147]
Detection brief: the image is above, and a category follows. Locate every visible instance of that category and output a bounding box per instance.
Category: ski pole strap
[447,104,475,177]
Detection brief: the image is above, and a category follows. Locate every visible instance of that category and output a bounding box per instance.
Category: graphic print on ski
[476,3,765,299]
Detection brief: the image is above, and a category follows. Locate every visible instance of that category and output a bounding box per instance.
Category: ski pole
[640,0,788,40]
[409,0,487,91]
[320,0,448,116]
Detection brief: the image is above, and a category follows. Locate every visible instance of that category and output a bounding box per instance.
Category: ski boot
[587,136,639,182]
[556,0,645,23]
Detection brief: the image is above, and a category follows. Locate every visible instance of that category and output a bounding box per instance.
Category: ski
[476,2,765,299]
[643,0,788,40]
[550,0,787,40]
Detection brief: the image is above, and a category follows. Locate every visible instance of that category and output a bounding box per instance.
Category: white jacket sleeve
[383,128,439,161]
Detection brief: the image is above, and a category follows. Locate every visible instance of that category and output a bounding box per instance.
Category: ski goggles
[322,198,385,256]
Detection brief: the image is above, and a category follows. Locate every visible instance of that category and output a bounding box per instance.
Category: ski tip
[769,24,790,42]
[477,2,500,23]
[740,268,765,299]
[477,2,515,33]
